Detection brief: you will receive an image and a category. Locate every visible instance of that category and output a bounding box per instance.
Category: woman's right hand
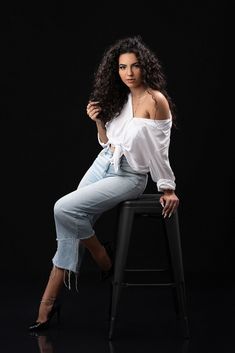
[86,101,102,122]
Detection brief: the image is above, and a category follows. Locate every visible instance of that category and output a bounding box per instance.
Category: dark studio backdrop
[1,2,232,283]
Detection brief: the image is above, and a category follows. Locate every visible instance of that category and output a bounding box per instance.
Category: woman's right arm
[96,120,108,144]
[86,101,108,145]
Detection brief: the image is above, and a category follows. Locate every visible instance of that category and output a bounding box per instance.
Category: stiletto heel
[29,298,61,331]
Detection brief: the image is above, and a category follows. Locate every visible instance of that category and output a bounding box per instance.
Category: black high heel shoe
[100,241,115,281]
[101,263,114,281]
[29,299,61,331]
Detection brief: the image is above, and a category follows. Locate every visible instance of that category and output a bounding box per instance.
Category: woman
[29,35,179,331]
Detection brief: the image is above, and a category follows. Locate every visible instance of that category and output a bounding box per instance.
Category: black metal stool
[108,193,189,340]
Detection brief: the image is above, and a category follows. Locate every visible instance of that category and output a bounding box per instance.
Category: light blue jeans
[52,146,148,277]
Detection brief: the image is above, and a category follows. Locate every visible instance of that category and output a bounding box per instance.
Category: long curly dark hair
[89,35,176,124]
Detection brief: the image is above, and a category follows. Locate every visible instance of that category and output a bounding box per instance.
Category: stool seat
[108,193,190,340]
[118,193,162,212]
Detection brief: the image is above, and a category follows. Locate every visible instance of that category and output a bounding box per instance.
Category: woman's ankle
[41,297,56,304]
[37,300,54,323]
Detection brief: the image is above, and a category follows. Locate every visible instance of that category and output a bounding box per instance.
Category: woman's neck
[130,86,148,99]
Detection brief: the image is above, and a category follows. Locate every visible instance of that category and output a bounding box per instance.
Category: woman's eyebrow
[119,62,139,66]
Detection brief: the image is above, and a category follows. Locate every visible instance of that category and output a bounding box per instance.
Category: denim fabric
[52,146,148,274]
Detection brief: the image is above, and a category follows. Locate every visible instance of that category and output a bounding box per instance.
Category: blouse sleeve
[149,147,176,192]
[147,119,176,192]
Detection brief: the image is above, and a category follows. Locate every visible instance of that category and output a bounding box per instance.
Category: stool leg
[164,211,190,338]
[108,207,134,340]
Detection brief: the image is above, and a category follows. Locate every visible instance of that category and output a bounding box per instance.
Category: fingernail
[168,213,172,218]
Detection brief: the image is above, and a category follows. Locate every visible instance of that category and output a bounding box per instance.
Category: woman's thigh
[55,172,147,217]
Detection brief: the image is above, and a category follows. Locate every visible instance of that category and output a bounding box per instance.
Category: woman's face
[118,53,143,88]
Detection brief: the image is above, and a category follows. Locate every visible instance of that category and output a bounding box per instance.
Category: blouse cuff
[97,133,109,147]
[157,179,176,192]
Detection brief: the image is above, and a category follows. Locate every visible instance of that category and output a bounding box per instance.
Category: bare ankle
[40,297,56,305]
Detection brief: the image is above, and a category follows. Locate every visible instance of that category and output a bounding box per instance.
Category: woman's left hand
[159,190,179,218]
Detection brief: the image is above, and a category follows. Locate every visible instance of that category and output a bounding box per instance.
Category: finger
[87,108,101,117]
[88,104,101,111]
[168,201,179,218]
[163,200,173,218]
[87,103,99,113]
[159,198,165,208]
[87,101,99,108]
[90,109,102,120]
[168,209,175,218]
[171,200,179,213]
[173,200,179,211]
[168,205,176,218]
[89,107,100,115]
[90,112,99,120]
[162,199,171,213]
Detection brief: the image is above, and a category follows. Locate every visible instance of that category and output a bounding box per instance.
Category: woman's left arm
[148,91,179,218]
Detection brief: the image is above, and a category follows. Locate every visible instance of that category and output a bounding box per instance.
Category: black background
[1,1,232,281]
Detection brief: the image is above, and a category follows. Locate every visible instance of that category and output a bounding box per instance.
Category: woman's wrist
[96,119,106,129]
[163,189,175,195]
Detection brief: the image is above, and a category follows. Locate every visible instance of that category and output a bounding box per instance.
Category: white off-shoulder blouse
[97,93,176,192]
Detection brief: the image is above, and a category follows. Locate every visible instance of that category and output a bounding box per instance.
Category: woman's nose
[127,67,133,76]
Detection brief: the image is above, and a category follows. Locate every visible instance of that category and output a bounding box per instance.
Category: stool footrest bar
[124,268,169,272]
[121,282,175,287]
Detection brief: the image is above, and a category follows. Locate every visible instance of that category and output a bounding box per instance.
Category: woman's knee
[54,197,67,218]
[53,194,83,220]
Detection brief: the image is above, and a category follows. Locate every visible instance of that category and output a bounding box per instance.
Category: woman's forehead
[118,52,138,64]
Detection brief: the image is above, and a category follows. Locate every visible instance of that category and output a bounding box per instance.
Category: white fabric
[97,93,176,192]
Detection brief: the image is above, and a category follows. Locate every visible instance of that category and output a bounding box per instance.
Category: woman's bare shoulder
[147,90,170,120]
